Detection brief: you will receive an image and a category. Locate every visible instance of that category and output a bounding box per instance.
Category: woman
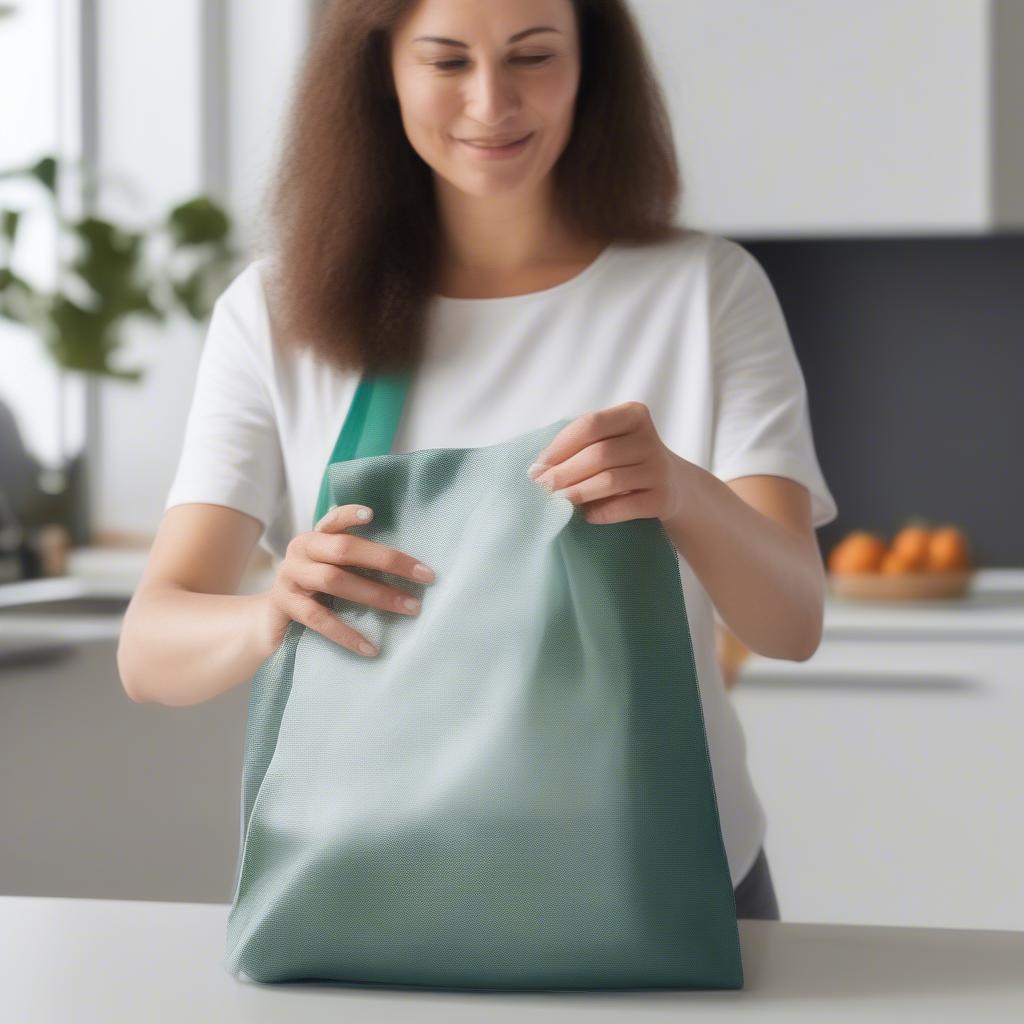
[118,0,838,924]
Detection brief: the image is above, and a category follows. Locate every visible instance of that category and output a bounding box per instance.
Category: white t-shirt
[165,227,838,887]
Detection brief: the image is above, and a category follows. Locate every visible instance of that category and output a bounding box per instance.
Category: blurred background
[1,0,1021,934]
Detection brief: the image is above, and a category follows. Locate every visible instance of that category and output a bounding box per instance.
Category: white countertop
[2,564,1021,666]
[822,568,1024,637]
[3,895,1022,1021]
[4,556,1023,631]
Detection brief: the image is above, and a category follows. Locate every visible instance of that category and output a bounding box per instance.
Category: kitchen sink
[0,577,132,616]
[0,578,132,668]
[0,595,130,616]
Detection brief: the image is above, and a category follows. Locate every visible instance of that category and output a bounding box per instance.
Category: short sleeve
[708,238,838,528]
[163,261,286,541]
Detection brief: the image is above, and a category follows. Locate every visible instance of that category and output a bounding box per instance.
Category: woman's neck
[434,234,607,300]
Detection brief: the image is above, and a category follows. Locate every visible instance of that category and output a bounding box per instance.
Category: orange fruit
[890,525,931,570]
[926,525,971,571]
[828,531,887,574]
[880,548,919,575]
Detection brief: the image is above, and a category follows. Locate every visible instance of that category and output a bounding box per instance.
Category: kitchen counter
[3,895,1022,1021]
[5,555,1022,629]
[735,599,1024,933]
[822,568,1024,637]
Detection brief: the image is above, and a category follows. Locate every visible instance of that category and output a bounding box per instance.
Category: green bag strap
[312,367,413,528]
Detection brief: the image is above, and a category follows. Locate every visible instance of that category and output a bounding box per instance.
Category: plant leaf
[2,208,21,244]
[28,155,58,195]
[167,196,230,246]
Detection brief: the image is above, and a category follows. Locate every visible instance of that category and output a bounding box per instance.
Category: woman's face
[389,0,581,199]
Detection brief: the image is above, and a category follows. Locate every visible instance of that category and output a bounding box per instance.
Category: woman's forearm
[663,458,826,661]
[117,586,275,707]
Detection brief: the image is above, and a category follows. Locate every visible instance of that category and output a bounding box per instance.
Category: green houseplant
[0,154,240,380]
[0,153,242,568]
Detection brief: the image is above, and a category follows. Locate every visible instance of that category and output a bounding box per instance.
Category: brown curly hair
[255,0,684,376]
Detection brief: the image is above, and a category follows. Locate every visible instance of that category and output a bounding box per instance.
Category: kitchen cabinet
[632,0,1024,236]
[0,628,250,903]
[731,571,1024,931]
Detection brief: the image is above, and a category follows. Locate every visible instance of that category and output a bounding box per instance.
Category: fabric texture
[224,371,744,990]
[165,227,837,887]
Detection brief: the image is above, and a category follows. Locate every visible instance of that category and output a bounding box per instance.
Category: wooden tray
[828,570,973,600]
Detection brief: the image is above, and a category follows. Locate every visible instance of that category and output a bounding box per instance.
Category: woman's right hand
[256,504,436,658]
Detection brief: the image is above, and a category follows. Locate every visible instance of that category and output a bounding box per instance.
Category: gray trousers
[733,846,781,920]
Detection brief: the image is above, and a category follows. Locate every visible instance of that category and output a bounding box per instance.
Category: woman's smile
[456,132,534,158]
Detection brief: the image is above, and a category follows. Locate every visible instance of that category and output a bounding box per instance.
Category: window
[0,0,85,500]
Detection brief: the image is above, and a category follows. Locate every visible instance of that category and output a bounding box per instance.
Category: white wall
[92,0,204,541]
[0,0,68,472]
[92,0,312,540]
[993,0,1024,223]
[224,0,313,253]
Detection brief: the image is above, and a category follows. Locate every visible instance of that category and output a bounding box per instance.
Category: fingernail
[358,641,377,656]
[527,462,548,480]
[356,506,372,521]
[413,563,435,583]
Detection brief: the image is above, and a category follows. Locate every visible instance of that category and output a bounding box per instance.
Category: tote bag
[223,368,744,991]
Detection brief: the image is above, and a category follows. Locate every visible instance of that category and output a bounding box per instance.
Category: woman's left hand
[527,401,695,526]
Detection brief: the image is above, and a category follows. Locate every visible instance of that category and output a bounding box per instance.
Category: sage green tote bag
[223,368,744,991]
